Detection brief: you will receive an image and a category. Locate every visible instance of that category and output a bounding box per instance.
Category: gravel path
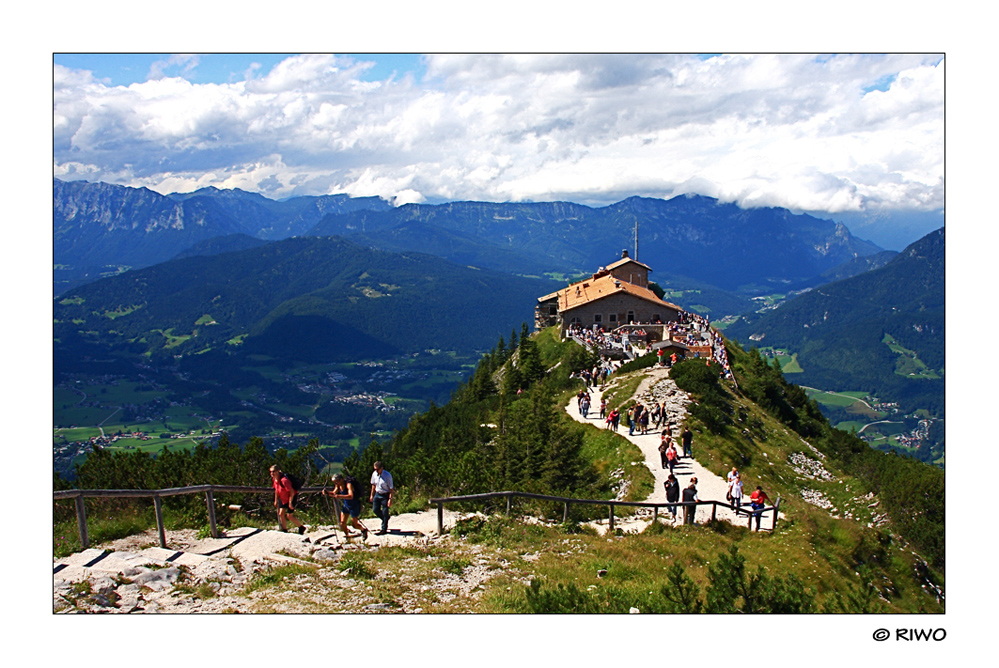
[566,367,773,531]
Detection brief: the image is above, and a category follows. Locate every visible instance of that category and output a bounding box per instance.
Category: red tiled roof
[549,274,681,312]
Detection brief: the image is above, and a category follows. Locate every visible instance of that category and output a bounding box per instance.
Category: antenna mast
[634,219,639,260]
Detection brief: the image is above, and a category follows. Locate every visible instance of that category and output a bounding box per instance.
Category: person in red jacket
[749,485,771,531]
[270,465,307,535]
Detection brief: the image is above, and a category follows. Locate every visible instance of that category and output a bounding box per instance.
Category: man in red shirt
[749,485,771,532]
[270,465,307,535]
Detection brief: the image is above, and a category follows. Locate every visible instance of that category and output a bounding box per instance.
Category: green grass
[834,420,866,433]
[53,510,152,558]
[805,388,866,408]
[446,513,941,613]
[778,354,803,373]
[266,402,314,419]
[56,426,103,441]
[577,416,654,504]
[243,563,320,594]
[102,305,143,319]
[601,373,645,413]
[147,328,192,349]
[882,334,941,379]
[710,315,740,331]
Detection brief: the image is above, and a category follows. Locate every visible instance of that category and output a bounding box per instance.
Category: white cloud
[52,53,944,214]
[147,54,200,81]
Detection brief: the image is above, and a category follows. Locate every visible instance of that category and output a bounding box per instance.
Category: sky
[53,53,944,249]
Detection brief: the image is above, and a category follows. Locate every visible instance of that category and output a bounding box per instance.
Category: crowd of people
[566,311,733,384]
[565,329,769,530]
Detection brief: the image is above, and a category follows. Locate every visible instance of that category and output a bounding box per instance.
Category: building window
[609,314,618,323]
[627,311,635,324]
[594,314,602,323]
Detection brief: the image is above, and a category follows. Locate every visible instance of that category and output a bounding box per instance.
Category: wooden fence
[428,490,781,535]
[53,485,328,550]
[55,485,780,551]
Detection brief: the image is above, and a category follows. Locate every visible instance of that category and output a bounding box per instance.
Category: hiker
[658,434,669,469]
[325,473,368,540]
[666,441,678,475]
[729,474,744,513]
[664,473,680,519]
[726,466,739,505]
[750,485,771,531]
[682,477,699,525]
[369,461,395,535]
[270,465,307,535]
[681,426,693,458]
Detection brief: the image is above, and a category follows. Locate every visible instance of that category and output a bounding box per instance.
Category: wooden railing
[428,490,781,535]
[53,485,328,550]
[56,485,780,552]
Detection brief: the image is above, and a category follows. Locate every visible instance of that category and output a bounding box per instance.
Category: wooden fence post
[205,489,218,538]
[437,502,444,536]
[153,495,166,548]
[772,498,781,531]
[74,494,89,550]
[609,505,615,532]
[506,494,511,515]
[563,503,569,523]
[711,502,717,522]
[653,505,658,521]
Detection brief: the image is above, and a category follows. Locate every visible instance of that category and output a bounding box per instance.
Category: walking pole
[320,479,342,546]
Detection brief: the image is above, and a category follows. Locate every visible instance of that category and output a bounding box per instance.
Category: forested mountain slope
[725,227,944,417]
[53,236,558,361]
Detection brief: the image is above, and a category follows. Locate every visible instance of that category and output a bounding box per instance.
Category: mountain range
[54,179,884,302]
[53,179,392,294]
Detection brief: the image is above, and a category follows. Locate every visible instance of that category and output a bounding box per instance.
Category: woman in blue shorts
[326,473,369,540]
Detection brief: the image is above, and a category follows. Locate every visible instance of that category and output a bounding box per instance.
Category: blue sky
[53,53,944,249]
[53,53,426,86]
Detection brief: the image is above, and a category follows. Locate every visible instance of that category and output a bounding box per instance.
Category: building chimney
[622,249,629,258]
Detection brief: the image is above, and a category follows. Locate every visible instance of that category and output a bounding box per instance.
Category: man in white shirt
[369,461,395,535]
[730,475,744,513]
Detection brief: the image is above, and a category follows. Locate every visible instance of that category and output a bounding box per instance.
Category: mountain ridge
[55,178,884,299]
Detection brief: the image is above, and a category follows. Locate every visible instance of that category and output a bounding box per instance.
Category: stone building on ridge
[535,250,683,334]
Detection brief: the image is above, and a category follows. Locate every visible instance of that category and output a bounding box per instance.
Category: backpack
[343,475,360,500]
[283,473,303,493]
